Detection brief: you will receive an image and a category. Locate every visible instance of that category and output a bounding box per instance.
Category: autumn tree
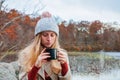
[89,20,103,45]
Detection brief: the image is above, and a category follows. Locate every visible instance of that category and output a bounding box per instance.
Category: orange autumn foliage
[7,9,20,19]
[24,15,31,25]
[4,25,17,40]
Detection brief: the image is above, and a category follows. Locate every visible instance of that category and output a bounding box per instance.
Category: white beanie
[35,17,59,36]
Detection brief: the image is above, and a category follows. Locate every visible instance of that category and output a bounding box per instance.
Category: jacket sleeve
[59,70,71,80]
[61,62,68,76]
[58,64,72,80]
[58,51,72,80]
[18,67,28,80]
[18,64,41,80]
[28,65,40,80]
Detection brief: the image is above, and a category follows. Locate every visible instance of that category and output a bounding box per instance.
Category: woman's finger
[41,48,46,54]
[58,54,66,58]
[58,57,67,64]
[41,55,50,60]
[41,52,49,56]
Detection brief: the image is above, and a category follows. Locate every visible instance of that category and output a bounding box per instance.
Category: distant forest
[0,9,120,52]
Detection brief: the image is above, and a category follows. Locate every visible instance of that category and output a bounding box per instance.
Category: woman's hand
[35,48,50,68]
[57,49,68,64]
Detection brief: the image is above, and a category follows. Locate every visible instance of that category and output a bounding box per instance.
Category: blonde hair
[18,34,60,72]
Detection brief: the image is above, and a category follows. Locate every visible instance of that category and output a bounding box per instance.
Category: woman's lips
[46,42,51,45]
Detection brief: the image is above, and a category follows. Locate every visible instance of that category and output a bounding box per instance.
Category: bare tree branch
[0,0,5,11]
[1,15,24,30]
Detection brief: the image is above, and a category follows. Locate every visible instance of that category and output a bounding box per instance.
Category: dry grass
[0,51,18,62]
[68,52,114,59]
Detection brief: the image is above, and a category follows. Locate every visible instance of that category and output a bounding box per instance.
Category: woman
[18,12,71,80]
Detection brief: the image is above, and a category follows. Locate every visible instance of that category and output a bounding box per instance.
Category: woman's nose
[47,35,51,41]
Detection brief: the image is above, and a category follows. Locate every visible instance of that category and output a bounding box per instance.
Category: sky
[3,0,120,23]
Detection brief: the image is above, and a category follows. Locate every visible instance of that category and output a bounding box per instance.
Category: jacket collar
[38,61,58,80]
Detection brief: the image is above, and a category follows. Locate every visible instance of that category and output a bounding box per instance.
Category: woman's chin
[44,45,52,48]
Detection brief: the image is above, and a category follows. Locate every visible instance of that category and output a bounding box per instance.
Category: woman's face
[41,31,56,48]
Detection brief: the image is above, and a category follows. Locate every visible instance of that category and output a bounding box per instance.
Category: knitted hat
[35,17,59,36]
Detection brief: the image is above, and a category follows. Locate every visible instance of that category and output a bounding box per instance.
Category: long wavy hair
[18,33,60,72]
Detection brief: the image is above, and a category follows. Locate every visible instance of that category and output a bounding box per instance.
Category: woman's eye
[42,32,56,37]
[51,34,55,37]
[42,33,48,37]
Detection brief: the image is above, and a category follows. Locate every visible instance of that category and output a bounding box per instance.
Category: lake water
[72,69,120,80]
[70,52,120,80]
[105,52,120,59]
